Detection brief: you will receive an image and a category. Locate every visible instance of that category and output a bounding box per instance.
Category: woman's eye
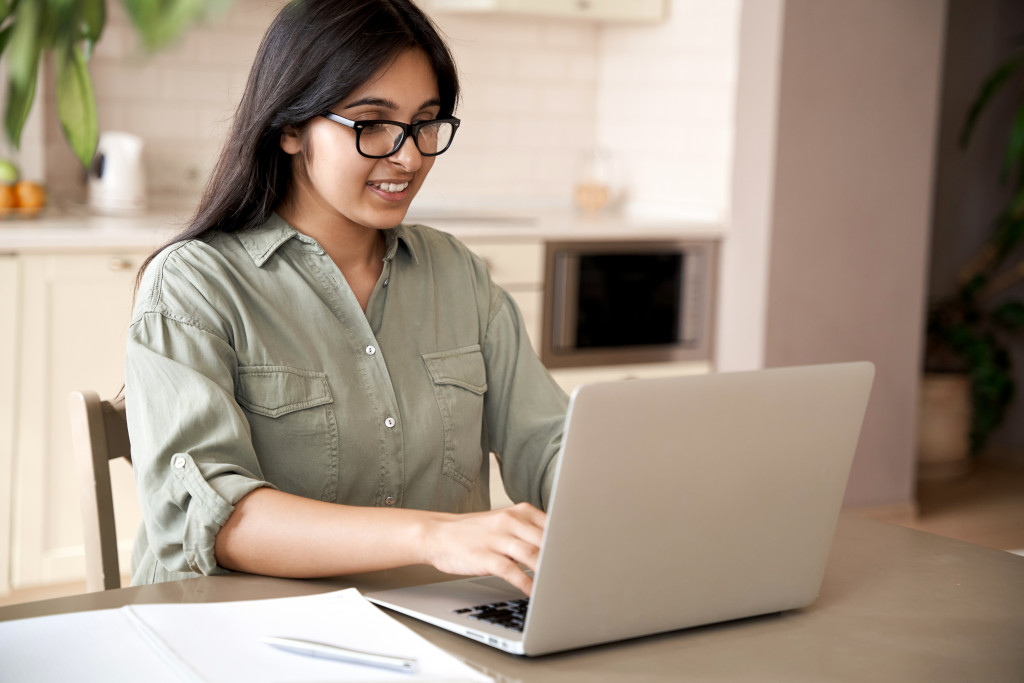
[362,123,392,135]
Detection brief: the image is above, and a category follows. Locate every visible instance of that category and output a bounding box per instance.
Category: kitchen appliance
[88,131,147,214]
[541,238,717,368]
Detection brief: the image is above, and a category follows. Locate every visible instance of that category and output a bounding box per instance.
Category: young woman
[125,0,568,596]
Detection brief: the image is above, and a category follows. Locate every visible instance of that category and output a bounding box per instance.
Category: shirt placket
[307,248,405,508]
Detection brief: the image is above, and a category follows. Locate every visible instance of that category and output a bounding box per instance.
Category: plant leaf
[36,0,59,51]
[4,69,36,147]
[1010,186,1024,221]
[960,53,1023,148]
[992,300,1024,330]
[121,0,197,51]
[992,213,1024,267]
[55,44,99,167]
[79,0,106,47]
[0,24,13,58]
[120,0,231,52]
[1001,96,1024,183]
[5,0,40,89]
[3,0,41,148]
[0,0,20,25]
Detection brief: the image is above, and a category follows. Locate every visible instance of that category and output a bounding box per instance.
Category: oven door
[540,239,716,369]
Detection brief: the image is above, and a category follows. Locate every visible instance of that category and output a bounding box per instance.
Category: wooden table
[2,515,1022,681]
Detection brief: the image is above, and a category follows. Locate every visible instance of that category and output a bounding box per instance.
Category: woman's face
[281,48,441,235]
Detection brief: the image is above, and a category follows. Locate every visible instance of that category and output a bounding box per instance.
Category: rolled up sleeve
[482,285,569,509]
[126,255,274,582]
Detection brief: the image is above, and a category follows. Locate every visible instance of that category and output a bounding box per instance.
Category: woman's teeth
[372,181,409,193]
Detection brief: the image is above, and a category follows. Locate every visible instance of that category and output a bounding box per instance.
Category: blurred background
[1,0,1021,600]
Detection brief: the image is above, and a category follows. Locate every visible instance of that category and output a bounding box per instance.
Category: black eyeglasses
[321,112,460,159]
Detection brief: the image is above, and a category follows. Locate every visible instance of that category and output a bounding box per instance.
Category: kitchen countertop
[0,205,723,254]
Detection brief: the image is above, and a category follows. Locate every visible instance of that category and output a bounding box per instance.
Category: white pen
[262,635,419,674]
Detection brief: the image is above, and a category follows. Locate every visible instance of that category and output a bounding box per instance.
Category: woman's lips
[368,180,411,201]
[370,181,410,193]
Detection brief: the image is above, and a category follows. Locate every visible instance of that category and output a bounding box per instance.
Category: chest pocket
[235,366,339,500]
[422,345,488,489]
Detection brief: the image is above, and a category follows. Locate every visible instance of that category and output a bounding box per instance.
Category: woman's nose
[388,134,423,171]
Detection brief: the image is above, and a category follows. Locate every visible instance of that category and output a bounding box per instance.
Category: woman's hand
[420,502,547,596]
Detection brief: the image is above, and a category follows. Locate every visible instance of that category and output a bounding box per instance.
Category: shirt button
[384,496,396,506]
[174,456,186,469]
[365,345,376,356]
[384,416,396,428]
[383,278,390,286]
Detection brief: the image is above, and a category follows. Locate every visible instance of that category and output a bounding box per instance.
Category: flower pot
[917,373,973,480]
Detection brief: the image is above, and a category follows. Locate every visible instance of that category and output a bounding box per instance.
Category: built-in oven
[540,238,717,369]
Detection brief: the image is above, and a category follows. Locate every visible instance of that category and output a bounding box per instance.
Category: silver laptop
[367,362,875,656]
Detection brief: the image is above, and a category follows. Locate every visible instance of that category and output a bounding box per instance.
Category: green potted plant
[0,0,232,168]
[920,39,1024,476]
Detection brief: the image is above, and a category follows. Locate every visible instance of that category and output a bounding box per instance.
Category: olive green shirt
[125,213,568,586]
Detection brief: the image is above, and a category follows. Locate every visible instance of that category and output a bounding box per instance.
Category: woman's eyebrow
[342,96,442,111]
[343,96,398,111]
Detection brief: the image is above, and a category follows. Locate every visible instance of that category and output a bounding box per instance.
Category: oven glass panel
[575,253,683,348]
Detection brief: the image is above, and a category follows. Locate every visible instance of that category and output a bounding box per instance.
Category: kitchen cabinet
[0,256,19,594]
[430,0,666,23]
[462,237,544,353]
[10,252,146,589]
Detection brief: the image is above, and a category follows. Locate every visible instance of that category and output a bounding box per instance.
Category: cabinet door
[462,239,544,353]
[11,253,146,589]
[0,256,19,594]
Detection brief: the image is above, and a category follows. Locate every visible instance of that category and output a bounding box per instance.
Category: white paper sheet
[0,588,491,682]
[0,608,183,683]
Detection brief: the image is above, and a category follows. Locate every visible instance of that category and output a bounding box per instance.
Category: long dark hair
[137,0,459,283]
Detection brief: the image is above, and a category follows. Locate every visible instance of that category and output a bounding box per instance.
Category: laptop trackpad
[467,575,529,598]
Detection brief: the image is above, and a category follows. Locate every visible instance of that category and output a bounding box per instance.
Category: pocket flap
[236,366,333,418]
[422,345,488,395]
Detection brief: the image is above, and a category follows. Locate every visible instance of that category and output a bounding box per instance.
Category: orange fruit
[0,184,15,211]
[14,180,46,212]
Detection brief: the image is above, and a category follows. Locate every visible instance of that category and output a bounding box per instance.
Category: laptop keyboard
[454,598,530,632]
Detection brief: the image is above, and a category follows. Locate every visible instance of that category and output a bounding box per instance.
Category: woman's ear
[280,125,302,154]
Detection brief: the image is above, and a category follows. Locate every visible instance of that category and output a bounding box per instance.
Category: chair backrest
[68,391,131,591]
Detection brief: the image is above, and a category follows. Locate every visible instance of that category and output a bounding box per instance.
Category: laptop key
[457,599,531,632]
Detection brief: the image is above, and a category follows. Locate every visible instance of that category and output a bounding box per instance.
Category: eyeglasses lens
[358,121,455,157]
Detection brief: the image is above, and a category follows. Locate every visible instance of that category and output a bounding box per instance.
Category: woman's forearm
[214,488,435,577]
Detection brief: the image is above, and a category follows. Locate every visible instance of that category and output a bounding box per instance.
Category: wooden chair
[68,391,131,591]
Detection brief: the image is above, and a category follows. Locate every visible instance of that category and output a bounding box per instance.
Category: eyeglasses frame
[320,112,461,159]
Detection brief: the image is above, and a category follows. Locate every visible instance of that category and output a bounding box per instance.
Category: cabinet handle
[108,257,134,271]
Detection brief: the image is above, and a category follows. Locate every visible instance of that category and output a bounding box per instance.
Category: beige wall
[763,0,947,508]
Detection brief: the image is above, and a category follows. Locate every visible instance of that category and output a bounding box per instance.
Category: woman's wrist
[408,509,448,568]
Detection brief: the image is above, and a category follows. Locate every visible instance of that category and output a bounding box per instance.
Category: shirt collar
[238,212,418,267]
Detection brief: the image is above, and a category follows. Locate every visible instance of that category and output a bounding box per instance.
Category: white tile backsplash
[42,0,739,220]
[596,0,741,220]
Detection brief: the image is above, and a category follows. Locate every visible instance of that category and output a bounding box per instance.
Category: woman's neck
[277,200,387,311]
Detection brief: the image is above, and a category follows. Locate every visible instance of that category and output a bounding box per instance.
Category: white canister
[88,131,147,214]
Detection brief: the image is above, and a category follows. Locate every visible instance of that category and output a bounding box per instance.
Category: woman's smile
[368,179,412,199]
